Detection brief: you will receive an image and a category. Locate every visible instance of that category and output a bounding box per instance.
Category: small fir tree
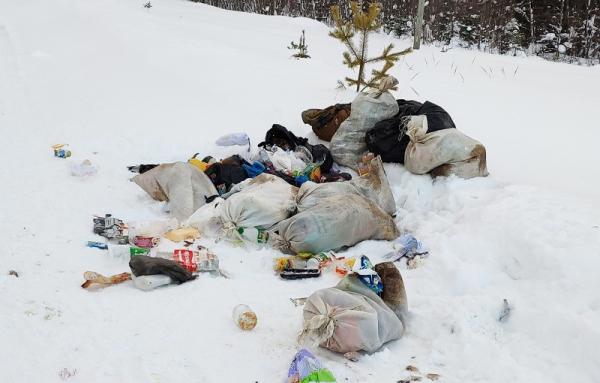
[329,2,411,92]
[288,30,310,59]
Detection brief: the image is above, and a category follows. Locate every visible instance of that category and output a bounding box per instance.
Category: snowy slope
[0,0,599,382]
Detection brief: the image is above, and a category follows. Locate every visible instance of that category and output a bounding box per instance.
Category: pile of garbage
[76,76,490,374]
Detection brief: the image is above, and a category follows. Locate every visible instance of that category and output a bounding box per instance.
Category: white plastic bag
[404,116,488,178]
[218,173,298,239]
[299,275,404,354]
[330,79,399,169]
[267,146,308,173]
[271,194,399,254]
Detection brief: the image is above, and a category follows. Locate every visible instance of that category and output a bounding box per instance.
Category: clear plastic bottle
[237,227,269,245]
[232,304,257,331]
[132,274,172,291]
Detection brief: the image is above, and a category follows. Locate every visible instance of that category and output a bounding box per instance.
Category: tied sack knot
[298,303,337,347]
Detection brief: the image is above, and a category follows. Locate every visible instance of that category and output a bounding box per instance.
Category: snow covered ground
[1,0,599,382]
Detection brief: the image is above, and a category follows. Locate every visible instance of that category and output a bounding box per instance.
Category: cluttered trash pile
[78,76,483,378]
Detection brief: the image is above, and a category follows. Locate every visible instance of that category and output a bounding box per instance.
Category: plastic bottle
[232,304,257,331]
[237,227,269,245]
[132,274,173,291]
[306,257,320,270]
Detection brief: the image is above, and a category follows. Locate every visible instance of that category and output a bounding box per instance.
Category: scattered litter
[215,132,251,151]
[156,247,219,273]
[132,274,172,291]
[8,270,19,278]
[163,227,200,242]
[426,373,441,381]
[52,144,71,158]
[58,368,77,380]
[133,235,159,249]
[130,246,149,257]
[344,351,360,362]
[397,376,422,383]
[86,241,108,250]
[287,348,336,383]
[129,255,196,283]
[233,304,257,331]
[385,234,429,263]
[281,268,321,280]
[407,256,425,269]
[81,271,131,289]
[290,297,307,307]
[498,298,512,322]
[406,366,420,373]
[93,214,128,244]
[71,159,97,177]
[352,255,383,294]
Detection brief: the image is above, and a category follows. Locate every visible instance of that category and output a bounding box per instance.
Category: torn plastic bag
[299,274,404,354]
[330,78,399,169]
[404,116,488,178]
[296,156,395,216]
[131,162,218,221]
[271,194,399,254]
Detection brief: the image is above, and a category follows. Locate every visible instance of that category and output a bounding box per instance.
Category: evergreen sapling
[288,30,310,59]
[329,2,411,91]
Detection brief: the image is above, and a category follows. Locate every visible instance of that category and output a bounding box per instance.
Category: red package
[173,249,197,272]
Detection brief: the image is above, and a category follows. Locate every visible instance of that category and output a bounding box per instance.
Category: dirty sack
[299,274,404,354]
[404,116,488,178]
[302,103,351,142]
[271,194,399,254]
[218,173,298,240]
[365,99,456,164]
[131,162,218,221]
[184,197,225,237]
[330,77,399,169]
[296,156,395,216]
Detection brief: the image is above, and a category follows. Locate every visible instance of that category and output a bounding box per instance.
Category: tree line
[191,0,599,64]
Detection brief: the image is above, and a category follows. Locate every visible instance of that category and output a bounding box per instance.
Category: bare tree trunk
[414,0,425,49]
[556,0,565,59]
[529,0,534,48]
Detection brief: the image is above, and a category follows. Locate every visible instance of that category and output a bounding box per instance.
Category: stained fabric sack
[330,78,399,169]
[366,100,456,164]
[302,103,351,142]
[218,173,298,239]
[271,194,399,254]
[296,156,396,215]
[299,274,404,354]
[404,116,488,178]
[132,162,218,222]
[185,197,225,237]
[258,124,334,173]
